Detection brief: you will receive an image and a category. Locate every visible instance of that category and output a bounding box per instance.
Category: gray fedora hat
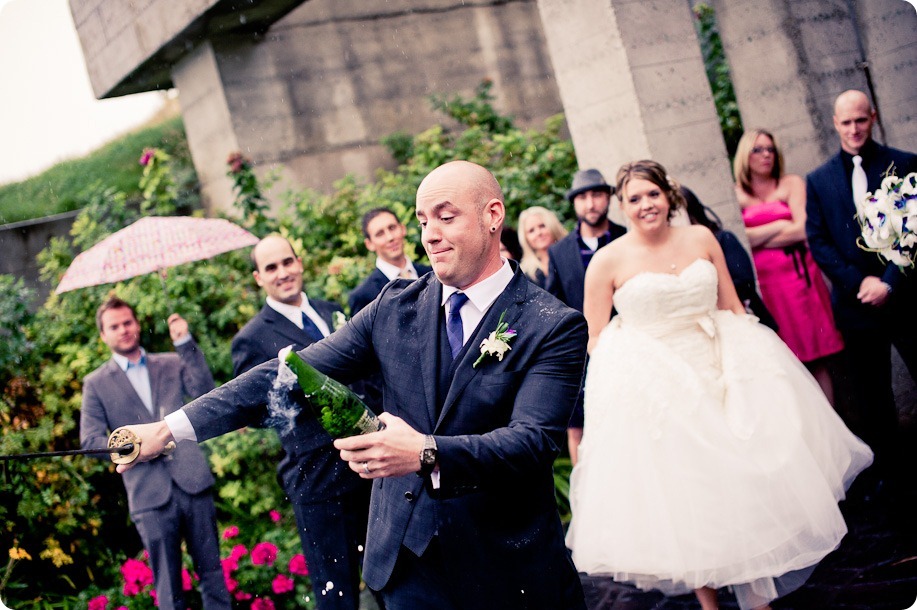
[566,168,613,202]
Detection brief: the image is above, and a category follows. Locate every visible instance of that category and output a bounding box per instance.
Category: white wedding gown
[566,259,873,609]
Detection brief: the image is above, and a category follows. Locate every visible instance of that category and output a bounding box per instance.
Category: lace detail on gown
[566,259,872,610]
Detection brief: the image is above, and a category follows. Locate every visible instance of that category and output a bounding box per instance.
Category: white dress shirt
[267,293,331,337]
[113,349,155,416]
[376,257,419,281]
[441,259,514,346]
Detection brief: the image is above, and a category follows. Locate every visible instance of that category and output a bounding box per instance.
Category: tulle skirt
[566,311,873,609]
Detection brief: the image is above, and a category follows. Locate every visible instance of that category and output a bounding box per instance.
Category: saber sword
[0,444,135,461]
[0,427,175,464]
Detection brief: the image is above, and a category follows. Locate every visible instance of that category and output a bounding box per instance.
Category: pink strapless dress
[742,201,843,362]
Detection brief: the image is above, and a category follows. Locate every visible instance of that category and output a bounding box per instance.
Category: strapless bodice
[613,259,718,337]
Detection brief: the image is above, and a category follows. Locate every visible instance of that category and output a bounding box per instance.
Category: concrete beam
[70,0,308,98]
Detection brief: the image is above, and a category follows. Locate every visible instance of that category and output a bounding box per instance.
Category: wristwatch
[418,434,437,477]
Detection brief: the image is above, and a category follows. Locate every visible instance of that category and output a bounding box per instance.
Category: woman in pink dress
[734,129,844,404]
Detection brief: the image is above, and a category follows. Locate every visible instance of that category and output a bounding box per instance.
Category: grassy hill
[0,113,195,225]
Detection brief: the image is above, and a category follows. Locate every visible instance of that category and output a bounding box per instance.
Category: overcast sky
[0,0,165,185]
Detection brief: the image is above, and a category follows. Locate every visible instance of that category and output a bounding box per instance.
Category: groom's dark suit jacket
[184,267,588,608]
[806,141,917,331]
[231,300,364,502]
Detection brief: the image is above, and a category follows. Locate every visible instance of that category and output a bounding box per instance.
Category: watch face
[422,448,436,465]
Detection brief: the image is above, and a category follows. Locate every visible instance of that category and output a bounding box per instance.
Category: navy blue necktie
[301,311,324,343]
[446,292,469,359]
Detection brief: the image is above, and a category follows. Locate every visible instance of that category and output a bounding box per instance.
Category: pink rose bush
[84,509,316,610]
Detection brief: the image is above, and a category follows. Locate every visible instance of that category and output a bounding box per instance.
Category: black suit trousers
[291,484,374,610]
[837,300,917,483]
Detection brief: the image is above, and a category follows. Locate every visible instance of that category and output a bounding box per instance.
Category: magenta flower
[88,595,108,610]
[250,542,278,566]
[181,568,193,591]
[222,555,239,574]
[272,574,294,594]
[269,510,281,523]
[288,554,309,576]
[223,525,240,539]
[121,558,154,596]
[234,590,252,602]
[251,597,275,610]
[139,148,156,167]
[230,544,249,561]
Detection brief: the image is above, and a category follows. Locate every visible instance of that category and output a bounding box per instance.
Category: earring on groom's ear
[491,226,497,233]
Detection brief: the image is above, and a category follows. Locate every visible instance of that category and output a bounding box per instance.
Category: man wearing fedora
[546,168,626,463]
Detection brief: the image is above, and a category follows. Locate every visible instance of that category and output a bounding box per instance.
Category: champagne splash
[266,346,302,436]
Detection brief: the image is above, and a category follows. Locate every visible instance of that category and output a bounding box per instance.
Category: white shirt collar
[112,347,147,371]
[441,259,514,312]
[266,293,330,336]
[376,257,418,281]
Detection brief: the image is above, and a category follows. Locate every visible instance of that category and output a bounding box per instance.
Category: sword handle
[108,428,176,464]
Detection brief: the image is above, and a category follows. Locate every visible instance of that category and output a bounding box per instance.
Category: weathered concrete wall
[180,0,565,213]
[714,0,917,177]
[536,0,743,235]
[0,211,79,309]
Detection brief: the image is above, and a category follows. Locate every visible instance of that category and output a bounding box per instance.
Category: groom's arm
[115,297,380,471]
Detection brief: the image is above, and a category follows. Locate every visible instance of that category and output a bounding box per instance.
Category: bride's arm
[701,228,746,315]
[583,247,617,354]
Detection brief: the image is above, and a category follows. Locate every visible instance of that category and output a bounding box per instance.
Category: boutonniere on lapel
[332,311,348,331]
[473,310,517,368]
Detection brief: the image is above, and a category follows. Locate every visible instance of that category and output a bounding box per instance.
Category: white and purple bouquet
[857,169,917,269]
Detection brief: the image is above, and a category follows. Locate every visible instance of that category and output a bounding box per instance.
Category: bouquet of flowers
[857,169,917,268]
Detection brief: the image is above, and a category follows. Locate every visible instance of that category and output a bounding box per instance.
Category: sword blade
[0,443,135,461]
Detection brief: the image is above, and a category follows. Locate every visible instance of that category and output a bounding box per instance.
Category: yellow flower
[9,547,32,561]
[39,539,73,568]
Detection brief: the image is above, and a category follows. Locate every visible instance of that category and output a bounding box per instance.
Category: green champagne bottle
[280,346,384,438]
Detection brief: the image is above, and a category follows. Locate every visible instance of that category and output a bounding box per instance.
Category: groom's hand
[114,422,175,473]
[334,413,424,479]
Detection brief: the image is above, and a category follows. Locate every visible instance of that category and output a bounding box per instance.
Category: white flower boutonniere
[473,310,517,368]
[332,311,348,331]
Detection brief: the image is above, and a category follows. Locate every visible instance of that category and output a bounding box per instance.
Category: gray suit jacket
[80,340,216,515]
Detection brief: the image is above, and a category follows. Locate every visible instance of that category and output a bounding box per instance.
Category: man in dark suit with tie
[80,296,230,610]
[231,234,373,610]
[118,161,588,609]
[347,208,432,412]
[806,89,917,497]
[348,207,431,316]
[545,168,626,463]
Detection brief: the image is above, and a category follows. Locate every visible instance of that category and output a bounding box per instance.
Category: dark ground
[580,494,917,609]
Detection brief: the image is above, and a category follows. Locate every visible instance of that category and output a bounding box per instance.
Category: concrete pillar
[172,41,241,214]
[536,0,742,234]
[714,0,917,177]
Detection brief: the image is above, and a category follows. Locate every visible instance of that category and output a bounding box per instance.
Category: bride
[565,160,873,610]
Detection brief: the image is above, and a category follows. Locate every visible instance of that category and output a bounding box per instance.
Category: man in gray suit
[80,296,230,610]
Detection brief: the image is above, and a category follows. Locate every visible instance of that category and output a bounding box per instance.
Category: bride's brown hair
[615,160,687,221]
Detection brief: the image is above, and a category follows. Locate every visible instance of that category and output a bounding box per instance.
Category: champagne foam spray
[267,346,303,436]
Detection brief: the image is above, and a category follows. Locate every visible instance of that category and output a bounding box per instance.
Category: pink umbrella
[56,216,260,294]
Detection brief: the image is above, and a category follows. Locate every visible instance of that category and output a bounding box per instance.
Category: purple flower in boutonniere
[473,310,517,368]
